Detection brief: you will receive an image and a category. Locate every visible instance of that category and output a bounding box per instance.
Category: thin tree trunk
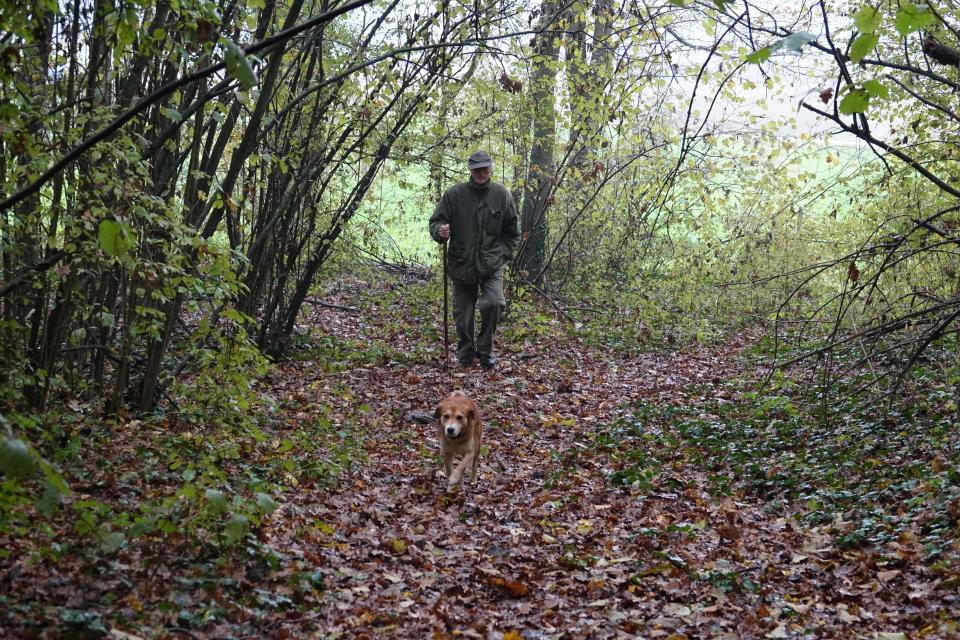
[519,1,560,283]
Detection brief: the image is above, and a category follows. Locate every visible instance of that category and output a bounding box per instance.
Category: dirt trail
[258,313,936,640]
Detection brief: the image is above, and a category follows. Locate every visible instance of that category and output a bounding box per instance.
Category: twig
[304,298,359,312]
[524,281,575,323]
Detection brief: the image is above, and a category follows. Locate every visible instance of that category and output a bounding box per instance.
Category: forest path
[256,284,939,639]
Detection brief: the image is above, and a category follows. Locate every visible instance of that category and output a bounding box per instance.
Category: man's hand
[438,224,450,240]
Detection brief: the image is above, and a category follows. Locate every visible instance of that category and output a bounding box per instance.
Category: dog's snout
[446,426,456,435]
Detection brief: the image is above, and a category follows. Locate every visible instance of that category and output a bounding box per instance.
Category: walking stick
[442,240,449,366]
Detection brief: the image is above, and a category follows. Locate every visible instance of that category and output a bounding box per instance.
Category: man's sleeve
[501,191,521,258]
[428,191,450,243]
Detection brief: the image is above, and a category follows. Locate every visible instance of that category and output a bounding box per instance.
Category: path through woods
[2,275,955,639]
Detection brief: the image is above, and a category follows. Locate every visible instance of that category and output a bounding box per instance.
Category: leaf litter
[1,274,958,639]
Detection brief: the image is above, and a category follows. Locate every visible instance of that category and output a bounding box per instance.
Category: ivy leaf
[850,33,879,62]
[853,6,882,33]
[839,88,870,114]
[223,38,257,90]
[39,459,70,496]
[0,437,37,478]
[255,492,278,514]
[894,4,934,36]
[225,514,250,542]
[205,489,229,515]
[100,531,126,554]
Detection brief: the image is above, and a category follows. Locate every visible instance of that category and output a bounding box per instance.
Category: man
[430,150,520,368]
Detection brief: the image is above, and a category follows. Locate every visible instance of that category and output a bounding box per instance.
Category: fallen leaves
[3,276,957,638]
[479,571,532,598]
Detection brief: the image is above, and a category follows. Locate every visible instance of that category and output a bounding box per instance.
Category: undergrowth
[606,350,960,570]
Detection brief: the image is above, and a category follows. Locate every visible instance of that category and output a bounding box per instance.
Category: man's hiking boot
[478,353,496,369]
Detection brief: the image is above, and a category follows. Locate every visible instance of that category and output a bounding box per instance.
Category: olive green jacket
[429,180,520,284]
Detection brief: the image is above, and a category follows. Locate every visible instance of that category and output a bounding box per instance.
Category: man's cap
[468,150,493,169]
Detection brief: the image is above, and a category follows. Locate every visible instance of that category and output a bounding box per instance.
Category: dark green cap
[468,150,493,169]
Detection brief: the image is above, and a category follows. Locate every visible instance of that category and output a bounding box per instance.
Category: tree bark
[519,1,560,283]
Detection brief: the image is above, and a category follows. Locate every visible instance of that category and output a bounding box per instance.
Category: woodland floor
[2,273,959,639]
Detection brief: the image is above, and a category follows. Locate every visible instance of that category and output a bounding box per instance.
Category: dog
[434,391,482,493]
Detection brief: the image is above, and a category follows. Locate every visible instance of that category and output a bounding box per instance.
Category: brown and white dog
[434,391,482,493]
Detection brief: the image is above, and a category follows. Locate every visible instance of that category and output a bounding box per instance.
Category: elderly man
[430,151,520,368]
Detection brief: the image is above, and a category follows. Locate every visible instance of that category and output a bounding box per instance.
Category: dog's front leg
[469,451,479,483]
[443,450,454,481]
[447,455,473,493]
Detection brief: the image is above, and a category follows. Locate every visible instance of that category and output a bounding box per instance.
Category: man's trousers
[451,267,505,364]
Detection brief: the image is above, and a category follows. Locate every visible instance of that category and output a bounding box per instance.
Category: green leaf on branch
[744,32,817,64]
[853,6,882,33]
[839,87,870,114]
[98,219,134,258]
[223,39,257,90]
[850,33,879,62]
[895,4,934,35]
[745,47,772,64]
[779,31,818,52]
[863,78,889,99]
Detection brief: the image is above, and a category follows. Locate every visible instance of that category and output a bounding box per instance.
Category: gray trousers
[452,267,505,363]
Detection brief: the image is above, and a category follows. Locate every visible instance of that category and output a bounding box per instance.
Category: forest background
[2,0,960,637]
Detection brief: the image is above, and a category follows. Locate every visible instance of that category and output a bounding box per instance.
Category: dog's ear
[433,405,441,419]
[467,408,476,422]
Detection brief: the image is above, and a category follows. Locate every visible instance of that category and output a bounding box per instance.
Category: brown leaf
[819,87,833,103]
[848,262,860,282]
[717,523,742,541]
[486,575,530,598]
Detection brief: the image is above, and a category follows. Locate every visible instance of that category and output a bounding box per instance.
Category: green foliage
[0,436,36,478]
[853,6,882,33]
[169,307,270,426]
[745,32,817,64]
[608,364,960,564]
[893,3,934,35]
[222,38,258,90]
[849,33,879,62]
[839,87,870,114]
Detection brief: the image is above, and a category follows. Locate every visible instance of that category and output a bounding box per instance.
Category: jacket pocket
[484,209,503,235]
[447,240,471,280]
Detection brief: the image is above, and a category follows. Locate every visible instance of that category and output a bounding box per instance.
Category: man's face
[470,166,491,185]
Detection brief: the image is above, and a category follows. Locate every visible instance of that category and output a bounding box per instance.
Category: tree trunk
[519,1,560,283]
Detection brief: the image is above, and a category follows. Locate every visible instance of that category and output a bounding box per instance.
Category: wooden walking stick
[442,240,449,366]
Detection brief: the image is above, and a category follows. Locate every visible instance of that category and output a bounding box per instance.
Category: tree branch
[0,0,378,213]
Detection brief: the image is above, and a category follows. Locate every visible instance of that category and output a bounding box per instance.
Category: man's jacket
[429,180,520,284]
